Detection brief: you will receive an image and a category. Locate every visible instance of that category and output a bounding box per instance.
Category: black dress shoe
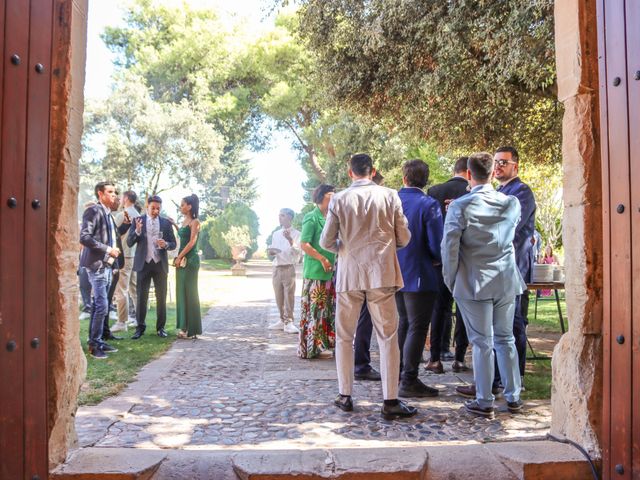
[131,330,144,340]
[101,343,118,353]
[157,329,168,338]
[398,379,439,398]
[334,394,353,412]
[381,400,418,420]
[354,368,381,381]
[102,333,123,341]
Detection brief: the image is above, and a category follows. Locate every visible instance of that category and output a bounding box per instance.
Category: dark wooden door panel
[24,0,55,478]
[0,0,32,478]
[624,1,640,476]
[598,0,636,478]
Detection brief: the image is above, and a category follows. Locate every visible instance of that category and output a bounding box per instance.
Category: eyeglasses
[495,159,517,168]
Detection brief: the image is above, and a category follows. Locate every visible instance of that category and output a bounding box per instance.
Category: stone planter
[231,245,248,276]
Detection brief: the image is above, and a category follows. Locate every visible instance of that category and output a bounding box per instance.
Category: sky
[84,0,307,247]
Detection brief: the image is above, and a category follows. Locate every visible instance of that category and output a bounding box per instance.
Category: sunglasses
[495,159,517,167]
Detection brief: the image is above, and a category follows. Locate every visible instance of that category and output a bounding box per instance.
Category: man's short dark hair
[148,195,162,205]
[467,152,494,181]
[94,181,115,199]
[312,184,336,204]
[495,146,519,163]
[123,190,137,204]
[350,153,373,177]
[454,156,469,174]
[402,159,429,188]
[280,208,295,220]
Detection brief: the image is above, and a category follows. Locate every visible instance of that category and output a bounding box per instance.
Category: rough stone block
[51,448,166,480]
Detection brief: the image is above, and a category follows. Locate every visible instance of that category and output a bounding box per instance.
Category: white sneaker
[109,310,117,320]
[111,322,127,333]
[127,317,137,327]
[268,320,285,330]
[284,322,299,334]
[79,312,90,320]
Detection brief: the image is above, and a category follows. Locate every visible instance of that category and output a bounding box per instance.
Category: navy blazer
[80,204,128,271]
[127,215,177,274]
[497,177,536,282]
[427,176,470,218]
[396,187,444,292]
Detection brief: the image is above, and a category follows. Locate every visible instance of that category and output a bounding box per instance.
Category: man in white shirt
[267,208,301,334]
[111,190,140,332]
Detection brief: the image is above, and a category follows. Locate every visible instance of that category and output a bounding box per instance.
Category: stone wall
[551,0,602,455]
[47,0,89,468]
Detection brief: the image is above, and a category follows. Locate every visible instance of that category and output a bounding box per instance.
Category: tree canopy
[295,0,561,163]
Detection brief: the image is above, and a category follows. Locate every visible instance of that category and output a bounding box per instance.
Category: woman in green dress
[298,184,336,359]
[174,194,202,338]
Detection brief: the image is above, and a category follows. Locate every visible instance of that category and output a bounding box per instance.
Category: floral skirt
[298,278,336,359]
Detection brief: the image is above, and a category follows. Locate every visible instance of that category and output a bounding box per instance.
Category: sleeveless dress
[176,225,202,336]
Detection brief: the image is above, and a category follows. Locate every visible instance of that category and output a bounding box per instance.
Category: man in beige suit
[320,153,417,420]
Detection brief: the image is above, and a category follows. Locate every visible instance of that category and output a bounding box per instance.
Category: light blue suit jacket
[441,183,526,300]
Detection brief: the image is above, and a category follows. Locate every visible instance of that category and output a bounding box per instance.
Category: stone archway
[41,0,610,474]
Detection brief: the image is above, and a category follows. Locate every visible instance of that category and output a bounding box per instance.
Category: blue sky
[84,0,307,247]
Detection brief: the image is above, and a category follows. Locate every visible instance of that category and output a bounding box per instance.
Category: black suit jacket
[127,215,177,274]
[80,204,128,271]
[427,177,470,218]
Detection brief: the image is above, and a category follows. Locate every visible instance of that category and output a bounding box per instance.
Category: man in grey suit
[320,153,417,420]
[441,152,525,418]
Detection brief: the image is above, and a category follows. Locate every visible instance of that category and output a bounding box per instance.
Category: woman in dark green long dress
[174,194,202,338]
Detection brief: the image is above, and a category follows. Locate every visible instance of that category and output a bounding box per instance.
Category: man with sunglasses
[456,146,536,400]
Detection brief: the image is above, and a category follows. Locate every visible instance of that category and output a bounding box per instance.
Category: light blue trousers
[455,296,521,408]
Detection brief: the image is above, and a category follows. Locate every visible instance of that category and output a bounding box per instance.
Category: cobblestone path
[76,261,551,452]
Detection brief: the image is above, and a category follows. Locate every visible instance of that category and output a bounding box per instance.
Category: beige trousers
[272,265,296,323]
[115,258,137,324]
[336,288,400,400]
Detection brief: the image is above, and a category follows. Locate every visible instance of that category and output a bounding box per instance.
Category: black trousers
[354,301,373,374]
[136,261,168,333]
[396,291,437,382]
[430,281,469,362]
[494,291,529,386]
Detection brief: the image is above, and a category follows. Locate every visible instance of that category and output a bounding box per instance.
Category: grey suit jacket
[320,179,411,293]
[441,183,526,300]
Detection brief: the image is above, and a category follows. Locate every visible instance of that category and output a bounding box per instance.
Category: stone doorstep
[231,441,594,480]
[50,448,167,480]
[49,441,593,480]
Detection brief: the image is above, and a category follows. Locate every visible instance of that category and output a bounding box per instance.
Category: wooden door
[0,0,55,478]
[597,0,639,478]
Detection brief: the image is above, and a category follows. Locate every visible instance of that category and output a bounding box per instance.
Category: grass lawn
[521,290,566,400]
[78,265,227,406]
[200,258,233,271]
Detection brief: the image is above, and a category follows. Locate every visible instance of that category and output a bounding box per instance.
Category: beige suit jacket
[320,179,411,293]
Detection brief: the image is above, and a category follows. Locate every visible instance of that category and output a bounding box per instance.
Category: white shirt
[114,207,139,257]
[100,202,117,250]
[145,215,161,263]
[270,227,300,266]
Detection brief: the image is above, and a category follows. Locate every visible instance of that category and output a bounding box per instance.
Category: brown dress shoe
[456,384,503,399]
[452,360,470,372]
[425,360,444,374]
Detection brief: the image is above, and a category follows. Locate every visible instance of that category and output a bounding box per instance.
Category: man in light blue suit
[441,152,525,418]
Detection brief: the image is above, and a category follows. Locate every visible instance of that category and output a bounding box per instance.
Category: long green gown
[176,225,202,336]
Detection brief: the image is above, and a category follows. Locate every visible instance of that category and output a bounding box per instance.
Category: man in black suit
[128,195,177,339]
[80,181,129,359]
[426,157,471,373]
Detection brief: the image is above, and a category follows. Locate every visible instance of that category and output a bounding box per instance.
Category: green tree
[520,162,563,249]
[206,203,260,260]
[295,0,561,163]
[82,75,223,197]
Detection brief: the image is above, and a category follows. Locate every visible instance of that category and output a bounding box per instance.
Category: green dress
[176,225,202,336]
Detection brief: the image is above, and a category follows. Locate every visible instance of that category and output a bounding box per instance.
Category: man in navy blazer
[494,146,536,384]
[80,181,129,359]
[127,195,177,339]
[396,160,443,398]
[442,152,524,418]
